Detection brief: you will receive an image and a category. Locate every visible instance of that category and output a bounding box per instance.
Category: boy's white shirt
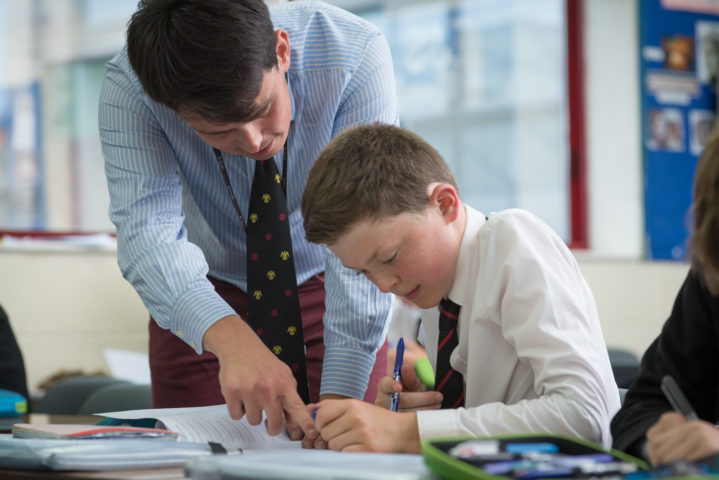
[416,205,620,449]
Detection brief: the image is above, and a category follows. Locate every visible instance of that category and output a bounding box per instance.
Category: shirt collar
[287,72,296,123]
[445,205,487,306]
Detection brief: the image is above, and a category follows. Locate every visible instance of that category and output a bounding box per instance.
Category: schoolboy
[611,128,719,466]
[300,124,620,452]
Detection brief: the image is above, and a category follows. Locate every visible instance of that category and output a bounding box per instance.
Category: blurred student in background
[0,305,29,403]
[611,127,719,466]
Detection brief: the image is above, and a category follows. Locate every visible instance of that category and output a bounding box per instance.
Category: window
[351,0,576,242]
[0,0,136,233]
[1,0,582,245]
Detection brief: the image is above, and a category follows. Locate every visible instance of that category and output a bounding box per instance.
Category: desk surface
[0,414,186,480]
[0,466,185,480]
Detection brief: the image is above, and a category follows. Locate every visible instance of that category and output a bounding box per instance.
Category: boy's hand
[376,363,442,411]
[646,412,719,466]
[299,395,350,449]
[310,399,421,453]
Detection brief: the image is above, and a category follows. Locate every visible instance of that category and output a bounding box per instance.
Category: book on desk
[0,403,436,479]
[0,404,287,471]
[11,422,179,440]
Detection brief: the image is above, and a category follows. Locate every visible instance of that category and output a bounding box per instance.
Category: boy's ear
[428,183,460,222]
[275,29,291,72]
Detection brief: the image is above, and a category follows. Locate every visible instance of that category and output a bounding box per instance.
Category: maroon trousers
[149,274,388,407]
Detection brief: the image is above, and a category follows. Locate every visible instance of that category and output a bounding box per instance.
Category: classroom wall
[584,0,644,259]
[0,0,694,395]
[0,247,689,395]
[0,248,149,393]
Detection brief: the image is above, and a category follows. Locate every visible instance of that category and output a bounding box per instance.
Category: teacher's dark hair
[126,0,278,123]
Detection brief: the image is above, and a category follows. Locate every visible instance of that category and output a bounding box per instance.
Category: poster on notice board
[641,0,718,260]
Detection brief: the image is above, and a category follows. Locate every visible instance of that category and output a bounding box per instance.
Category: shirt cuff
[319,345,376,399]
[168,282,237,354]
[416,409,463,440]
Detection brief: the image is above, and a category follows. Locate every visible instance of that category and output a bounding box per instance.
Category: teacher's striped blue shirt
[99,0,399,399]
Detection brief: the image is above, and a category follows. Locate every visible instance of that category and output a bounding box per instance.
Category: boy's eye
[382,252,398,264]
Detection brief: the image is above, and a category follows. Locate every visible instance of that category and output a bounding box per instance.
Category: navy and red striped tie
[435,297,464,409]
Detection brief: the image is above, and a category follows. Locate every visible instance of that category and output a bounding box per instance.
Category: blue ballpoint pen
[390,338,405,412]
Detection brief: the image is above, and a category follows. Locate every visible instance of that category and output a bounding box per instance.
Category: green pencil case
[422,433,650,480]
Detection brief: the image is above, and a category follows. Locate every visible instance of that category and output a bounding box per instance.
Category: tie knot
[438,298,460,333]
[439,297,461,319]
[257,158,279,174]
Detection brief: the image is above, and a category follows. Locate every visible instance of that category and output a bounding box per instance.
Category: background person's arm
[611,271,719,458]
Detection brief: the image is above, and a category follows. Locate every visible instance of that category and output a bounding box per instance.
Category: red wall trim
[567,0,588,249]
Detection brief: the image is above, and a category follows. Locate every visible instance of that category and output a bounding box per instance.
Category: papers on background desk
[185,449,441,480]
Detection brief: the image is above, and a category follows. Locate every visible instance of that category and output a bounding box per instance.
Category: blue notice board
[641,0,718,260]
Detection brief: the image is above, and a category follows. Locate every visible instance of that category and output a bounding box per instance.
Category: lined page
[100,404,300,450]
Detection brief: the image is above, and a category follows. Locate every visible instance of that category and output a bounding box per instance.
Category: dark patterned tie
[435,298,465,409]
[246,157,309,403]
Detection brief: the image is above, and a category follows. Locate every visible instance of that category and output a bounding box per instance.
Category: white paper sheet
[103,348,151,384]
[100,404,299,451]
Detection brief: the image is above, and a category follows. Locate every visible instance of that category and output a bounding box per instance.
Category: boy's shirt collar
[445,204,487,306]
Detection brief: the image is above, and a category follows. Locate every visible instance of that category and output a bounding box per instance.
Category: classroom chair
[78,382,152,415]
[608,348,641,389]
[618,387,629,405]
[34,376,130,414]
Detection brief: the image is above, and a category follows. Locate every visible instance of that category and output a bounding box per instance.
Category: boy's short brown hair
[302,123,458,245]
[690,127,719,271]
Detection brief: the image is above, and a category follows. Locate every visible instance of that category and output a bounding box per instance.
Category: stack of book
[11,423,178,440]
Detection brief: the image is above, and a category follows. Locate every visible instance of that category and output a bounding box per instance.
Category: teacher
[98,0,398,439]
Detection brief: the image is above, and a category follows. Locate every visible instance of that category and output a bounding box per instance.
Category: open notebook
[0,404,297,471]
[98,404,300,450]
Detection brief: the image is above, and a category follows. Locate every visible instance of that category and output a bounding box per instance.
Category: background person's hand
[646,411,719,466]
